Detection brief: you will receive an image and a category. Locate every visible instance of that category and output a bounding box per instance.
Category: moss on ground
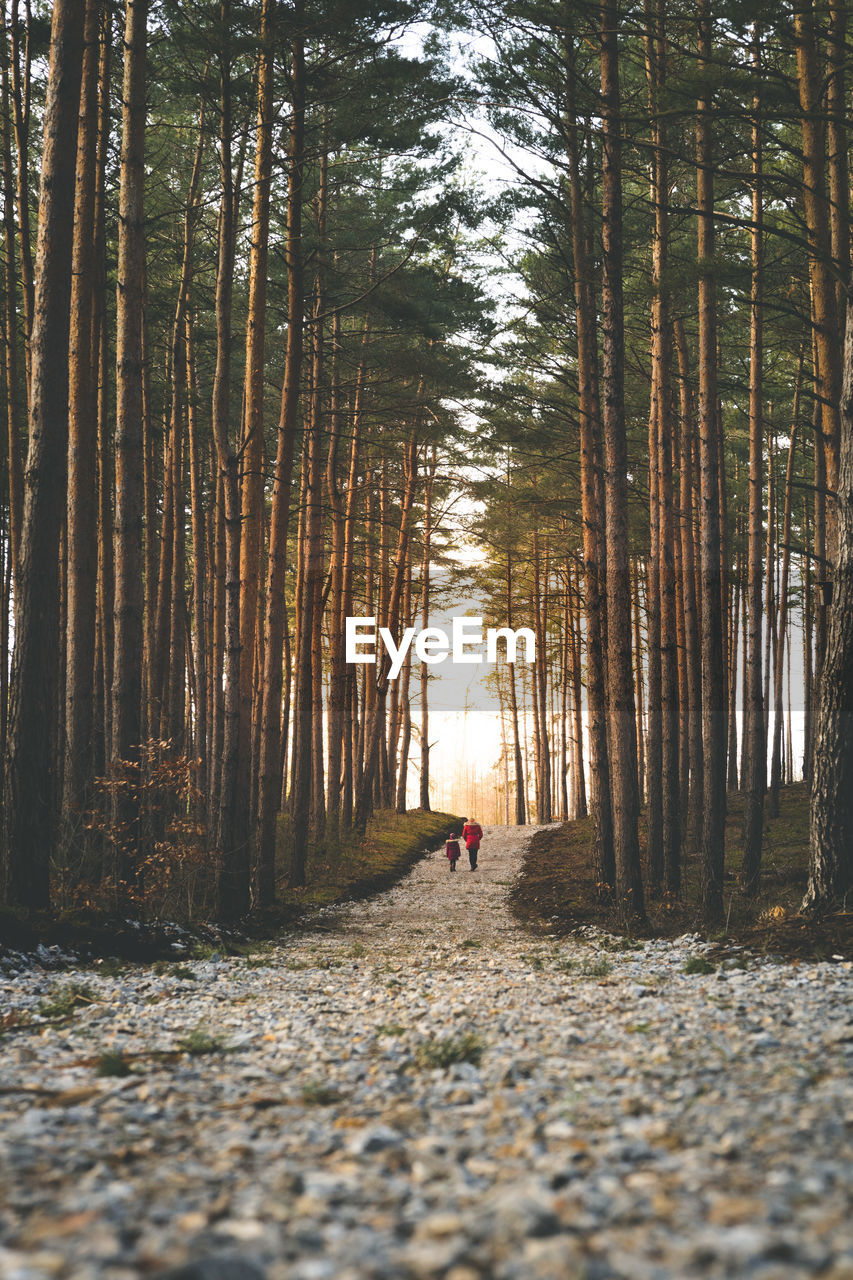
[511,784,853,961]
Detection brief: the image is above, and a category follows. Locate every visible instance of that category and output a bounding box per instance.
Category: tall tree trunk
[337,314,369,828]
[211,3,247,917]
[742,28,766,892]
[633,573,645,802]
[696,0,726,922]
[600,0,645,924]
[9,0,34,394]
[674,315,703,844]
[532,525,551,822]
[256,6,305,900]
[325,311,345,826]
[93,1,112,776]
[564,25,613,885]
[803,490,813,781]
[292,142,327,877]
[770,367,802,815]
[355,435,418,829]
[239,0,274,845]
[395,561,413,814]
[111,0,147,887]
[418,448,436,812]
[570,561,588,819]
[1,24,23,593]
[63,0,102,824]
[795,0,841,552]
[805,293,853,909]
[186,312,207,785]
[505,538,526,825]
[654,338,681,889]
[2,0,84,907]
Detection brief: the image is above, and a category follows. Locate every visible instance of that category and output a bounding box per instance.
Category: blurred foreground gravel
[1,824,852,1280]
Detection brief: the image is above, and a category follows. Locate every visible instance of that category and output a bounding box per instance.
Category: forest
[1,0,852,934]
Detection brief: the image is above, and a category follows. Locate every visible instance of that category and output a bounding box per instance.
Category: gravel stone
[1,823,852,1278]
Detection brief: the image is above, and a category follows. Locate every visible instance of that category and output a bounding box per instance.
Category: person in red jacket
[445,833,461,872]
[462,819,483,871]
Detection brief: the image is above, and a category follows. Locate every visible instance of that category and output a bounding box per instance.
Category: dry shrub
[58,740,213,920]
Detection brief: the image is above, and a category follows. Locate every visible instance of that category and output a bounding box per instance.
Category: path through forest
[2,826,852,1279]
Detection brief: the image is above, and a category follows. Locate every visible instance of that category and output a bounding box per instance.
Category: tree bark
[673,315,703,844]
[696,0,726,922]
[418,448,436,812]
[211,2,247,917]
[2,0,84,908]
[600,0,645,924]
[805,293,853,909]
[563,26,613,885]
[770,364,802,815]
[255,5,305,902]
[63,0,102,823]
[742,27,766,893]
[1,23,23,593]
[239,0,274,842]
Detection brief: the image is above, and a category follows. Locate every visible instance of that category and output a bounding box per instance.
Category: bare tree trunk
[727,558,740,792]
[395,561,413,814]
[9,0,34,393]
[2,0,84,906]
[633,573,645,802]
[239,0,274,843]
[93,2,112,776]
[805,293,853,909]
[795,0,840,551]
[256,5,305,900]
[1,25,23,593]
[674,315,703,844]
[110,0,147,889]
[696,0,726,922]
[600,0,645,924]
[649,78,681,893]
[564,25,613,885]
[336,316,369,828]
[419,448,436,812]
[211,4,247,917]
[355,435,418,829]
[569,562,587,819]
[532,525,551,822]
[325,312,345,826]
[63,0,102,826]
[770,365,802,815]
[803,491,813,782]
[742,27,766,891]
[186,312,207,783]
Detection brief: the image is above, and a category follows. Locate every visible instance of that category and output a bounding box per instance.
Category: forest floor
[0,810,462,964]
[512,783,853,961]
[2,822,852,1279]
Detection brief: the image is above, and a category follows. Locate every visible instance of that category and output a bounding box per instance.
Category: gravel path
[1,824,852,1280]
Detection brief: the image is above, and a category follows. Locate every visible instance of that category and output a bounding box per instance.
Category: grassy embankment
[512,783,853,959]
[269,807,464,919]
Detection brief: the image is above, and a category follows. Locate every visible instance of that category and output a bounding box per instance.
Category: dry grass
[511,784,853,960]
[268,808,463,919]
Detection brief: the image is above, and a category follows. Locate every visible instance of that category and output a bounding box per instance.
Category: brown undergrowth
[511,783,853,961]
[0,809,462,962]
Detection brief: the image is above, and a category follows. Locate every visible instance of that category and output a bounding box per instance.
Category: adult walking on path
[462,817,483,870]
[1,822,852,1278]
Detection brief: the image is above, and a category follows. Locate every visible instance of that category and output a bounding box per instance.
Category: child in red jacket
[445,834,461,871]
[462,819,483,870]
